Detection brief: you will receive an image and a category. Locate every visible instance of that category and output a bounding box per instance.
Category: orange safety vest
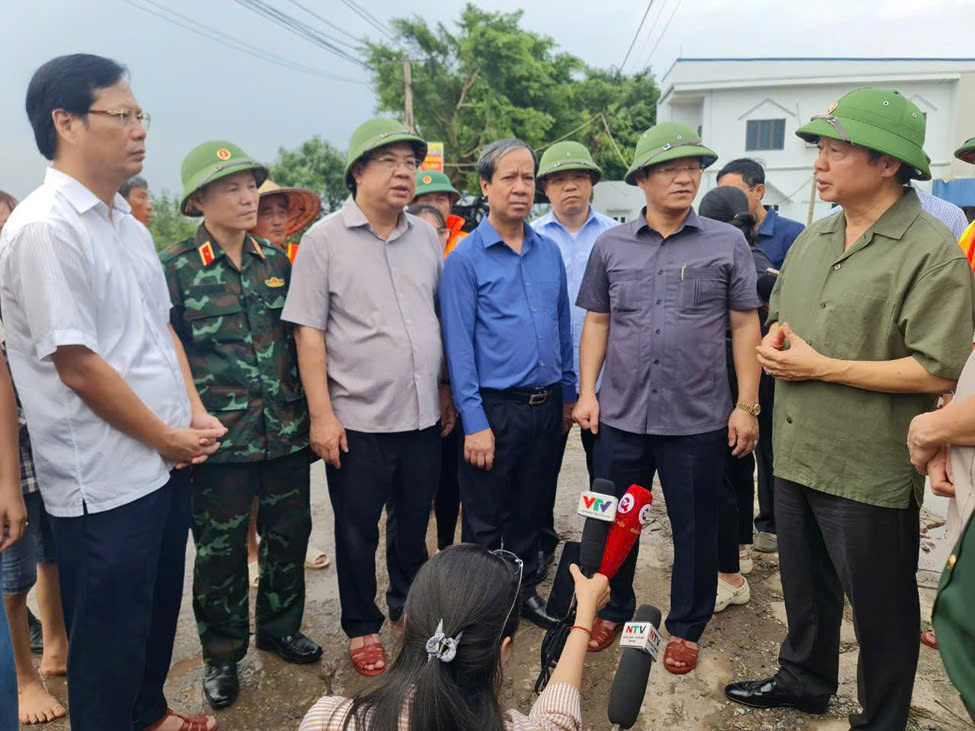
[959,220,975,272]
[444,214,467,258]
[286,242,299,264]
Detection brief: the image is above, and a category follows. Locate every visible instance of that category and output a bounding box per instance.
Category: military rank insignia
[250,238,266,259]
[265,277,285,288]
[198,241,216,267]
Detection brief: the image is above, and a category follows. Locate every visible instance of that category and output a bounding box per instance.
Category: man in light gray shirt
[282,118,454,678]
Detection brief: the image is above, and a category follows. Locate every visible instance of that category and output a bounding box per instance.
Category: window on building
[746,119,786,151]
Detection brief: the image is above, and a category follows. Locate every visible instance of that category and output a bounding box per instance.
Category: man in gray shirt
[573,123,762,672]
[282,118,455,678]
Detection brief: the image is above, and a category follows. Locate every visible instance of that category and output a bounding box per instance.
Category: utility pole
[403,57,415,132]
[806,173,817,226]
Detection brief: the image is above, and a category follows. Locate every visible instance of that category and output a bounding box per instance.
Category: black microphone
[607,604,663,730]
[580,477,616,576]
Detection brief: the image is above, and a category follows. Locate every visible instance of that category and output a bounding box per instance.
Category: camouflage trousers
[191,448,311,666]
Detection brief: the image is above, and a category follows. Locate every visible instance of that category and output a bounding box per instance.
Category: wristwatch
[736,402,761,416]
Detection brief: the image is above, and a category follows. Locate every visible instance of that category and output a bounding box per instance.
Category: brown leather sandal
[144,709,217,731]
[920,630,938,649]
[587,618,622,653]
[664,637,698,674]
[349,634,387,677]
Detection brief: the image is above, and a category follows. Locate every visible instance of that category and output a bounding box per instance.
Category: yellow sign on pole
[421,142,444,173]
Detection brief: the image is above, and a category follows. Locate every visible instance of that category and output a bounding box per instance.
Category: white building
[657,57,975,224]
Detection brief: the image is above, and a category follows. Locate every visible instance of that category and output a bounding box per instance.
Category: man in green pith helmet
[161,140,320,710]
[573,122,762,668]
[725,89,975,729]
[413,169,467,256]
[283,119,453,677]
[531,140,618,577]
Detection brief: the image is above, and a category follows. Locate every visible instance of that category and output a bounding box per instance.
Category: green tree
[148,189,197,252]
[269,137,348,215]
[364,5,659,191]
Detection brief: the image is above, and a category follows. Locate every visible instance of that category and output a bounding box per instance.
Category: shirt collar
[631,207,704,237]
[476,216,537,250]
[340,196,411,239]
[45,167,131,216]
[194,225,266,264]
[757,206,779,237]
[816,188,921,242]
[536,205,599,233]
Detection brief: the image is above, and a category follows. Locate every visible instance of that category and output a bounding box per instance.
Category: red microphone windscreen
[597,484,653,580]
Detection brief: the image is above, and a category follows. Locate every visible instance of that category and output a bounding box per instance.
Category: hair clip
[425,619,463,663]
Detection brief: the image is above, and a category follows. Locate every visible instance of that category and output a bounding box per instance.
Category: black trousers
[540,427,597,556]
[48,471,192,731]
[325,426,440,638]
[754,371,776,534]
[594,424,726,641]
[773,478,920,730]
[434,427,461,550]
[718,447,755,573]
[459,389,562,596]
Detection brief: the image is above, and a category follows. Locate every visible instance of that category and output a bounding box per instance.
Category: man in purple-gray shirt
[573,123,762,673]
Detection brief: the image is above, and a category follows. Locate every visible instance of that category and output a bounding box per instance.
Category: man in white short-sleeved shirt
[0,54,224,731]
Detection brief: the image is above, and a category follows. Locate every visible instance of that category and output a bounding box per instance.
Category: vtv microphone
[608,604,663,730]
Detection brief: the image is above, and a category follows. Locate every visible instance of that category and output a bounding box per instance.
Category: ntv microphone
[608,604,663,730]
[598,484,653,580]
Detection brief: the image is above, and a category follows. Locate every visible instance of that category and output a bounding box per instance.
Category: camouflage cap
[537,141,602,182]
[624,123,717,186]
[955,137,975,165]
[345,118,428,192]
[795,88,930,181]
[414,170,460,203]
[180,141,268,216]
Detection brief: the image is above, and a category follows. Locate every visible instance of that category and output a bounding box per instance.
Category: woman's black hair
[339,544,522,731]
[700,186,760,247]
[407,203,446,228]
[25,54,128,161]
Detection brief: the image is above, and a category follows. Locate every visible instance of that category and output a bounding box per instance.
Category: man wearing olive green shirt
[725,89,975,730]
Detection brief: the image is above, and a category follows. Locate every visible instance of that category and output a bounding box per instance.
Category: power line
[619,0,656,72]
[642,0,684,70]
[126,0,368,85]
[284,0,362,45]
[232,0,370,69]
[338,0,397,41]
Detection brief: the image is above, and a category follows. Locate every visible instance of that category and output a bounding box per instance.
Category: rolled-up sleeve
[727,233,762,311]
[501,682,582,730]
[440,249,488,434]
[900,259,975,380]
[282,228,329,330]
[9,222,98,360]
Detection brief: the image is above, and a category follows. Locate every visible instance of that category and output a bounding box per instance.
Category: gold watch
[736,402,761,416]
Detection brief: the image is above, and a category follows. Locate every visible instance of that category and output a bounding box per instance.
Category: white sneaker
[739,550,753,575]
[714,576,750,613]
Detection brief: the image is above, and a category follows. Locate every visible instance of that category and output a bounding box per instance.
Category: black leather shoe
[521,592,558,629]
[255,631,323,664]
[536,550,551,584]
[203,663,239,709]
[724,677,830,714]
[27,609,43,655]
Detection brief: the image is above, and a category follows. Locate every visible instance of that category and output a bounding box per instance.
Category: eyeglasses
[492,548,523,641]
[368,154,421,172]
[652,163,703,180]
[87,108,151,132]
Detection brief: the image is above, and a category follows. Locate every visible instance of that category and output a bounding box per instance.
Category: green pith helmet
[624,122,718,186]
[179,141,268,216]
[537,141,602,183]
[345,118,428,192]
[414,170,460,203]
[955,137,975,165]
[795,88,930,181]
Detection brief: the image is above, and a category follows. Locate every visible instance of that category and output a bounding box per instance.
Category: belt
[482,386,556,406]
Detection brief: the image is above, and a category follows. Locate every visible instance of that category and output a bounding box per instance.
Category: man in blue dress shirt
[440,139,577,629]
[531,141,619,574]
[717,158,805,270]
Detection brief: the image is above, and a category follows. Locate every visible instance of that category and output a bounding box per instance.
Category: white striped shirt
[298,682,582,731]
[915,187,968,240]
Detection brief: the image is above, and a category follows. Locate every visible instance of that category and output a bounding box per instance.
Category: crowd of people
[0,51,974,731]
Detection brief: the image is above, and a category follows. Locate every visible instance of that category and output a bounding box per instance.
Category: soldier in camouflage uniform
[161,141,322,710]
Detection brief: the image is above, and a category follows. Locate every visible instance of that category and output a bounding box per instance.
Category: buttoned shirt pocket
[199,384,250,412]
[679,266,724,311]
[184,289,246,346]
[609,275,644,314]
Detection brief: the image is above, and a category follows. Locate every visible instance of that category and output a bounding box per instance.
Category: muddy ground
[32,428,972,730]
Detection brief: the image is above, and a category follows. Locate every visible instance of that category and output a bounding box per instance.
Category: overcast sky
[2,0,972,200]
